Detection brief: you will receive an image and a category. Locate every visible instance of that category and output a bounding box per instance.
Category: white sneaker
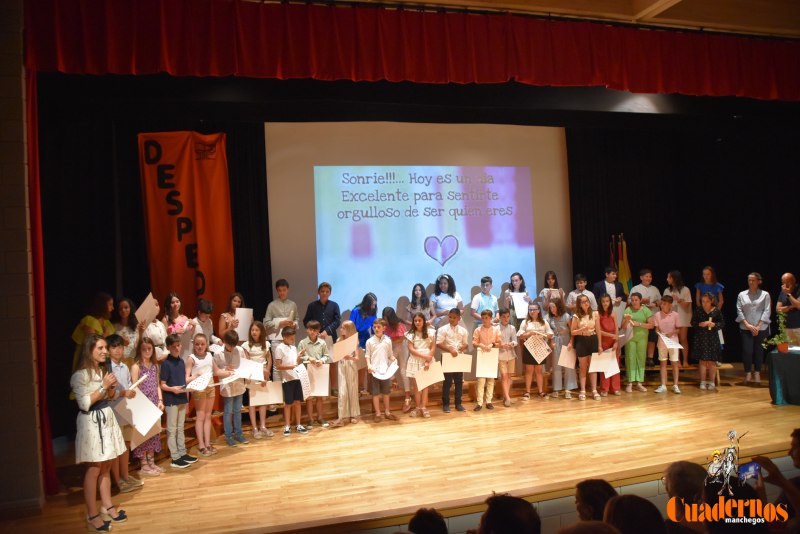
[672,385,681,394]
[707,383,716,391]
[699,382,707,390]
[655,385,667,393]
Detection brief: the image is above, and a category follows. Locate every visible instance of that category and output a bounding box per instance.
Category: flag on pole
[617,234,633,295]
[609,235,617,270]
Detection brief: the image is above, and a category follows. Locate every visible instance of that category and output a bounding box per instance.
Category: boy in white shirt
[366,318,397,422]
[273,327,308,436]
[566,274,597,313]
[437,308,469,413]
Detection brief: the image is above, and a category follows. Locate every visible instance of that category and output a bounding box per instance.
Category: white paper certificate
[524,335,552,364]
[307,363,330,396]
[588,349,615,373]
[558,345,577,369]
[414,360,445,390]
[475,348,499,378]
[372,360,399,381]
[510,292,529,315]
[237,357,265,382]
[332,334,358,362]
[111,388,163,436]
[294,364,311,400]
[658,332,683,350]
[135,292,159,326]
[441,352,473,373]
[235,307,254,341]
[249,380,284,406]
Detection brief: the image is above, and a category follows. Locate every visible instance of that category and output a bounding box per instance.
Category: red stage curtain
[24,0,800,101]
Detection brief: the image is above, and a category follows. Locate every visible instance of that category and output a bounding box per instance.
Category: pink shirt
[472,325,499,349]
[385,322,408,343]
[654,311,680,348]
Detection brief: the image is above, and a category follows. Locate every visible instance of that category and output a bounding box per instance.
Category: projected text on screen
[314,165,535,311]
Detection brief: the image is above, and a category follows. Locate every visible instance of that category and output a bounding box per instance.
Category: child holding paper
[186,334,229,455]
[654,295,681,394]
[548,299,576,399]
[106,334,143,493]
[163,292,195,337]
[243,321,272,438]
[160,334,197,469]
[274,327,308,436]
[517,304,553,400]
[473,309,499,411]
[366,318,397,422]
[597,294,621,397]
[405,312,436,418]
[299,320,331,428]
[219,292,244,341]
[329,321,361,426]
[383,307,411,412]
[131,337,164,475]
[567,295,601,401]
[215,330,249,446]
[194,299,221,346]
[497,308,518,406]
[437,308,469,413]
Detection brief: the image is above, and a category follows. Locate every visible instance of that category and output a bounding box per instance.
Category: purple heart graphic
[424,235,459,267]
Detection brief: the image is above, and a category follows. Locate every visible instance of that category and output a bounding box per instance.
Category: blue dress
[350,306,376,349]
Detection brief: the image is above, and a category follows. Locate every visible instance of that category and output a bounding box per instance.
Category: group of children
[87,268,731,474]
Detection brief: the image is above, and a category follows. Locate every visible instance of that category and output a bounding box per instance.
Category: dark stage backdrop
[39,90,272,436]
[38,73,798,437]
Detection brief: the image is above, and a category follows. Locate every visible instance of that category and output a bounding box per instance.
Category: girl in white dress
[71,334,127,531]
[242,321,273,438]
[405,312,436,418]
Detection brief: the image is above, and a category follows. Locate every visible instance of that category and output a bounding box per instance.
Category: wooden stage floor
[7,380,798,533]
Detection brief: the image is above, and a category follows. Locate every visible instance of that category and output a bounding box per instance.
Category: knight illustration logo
[666,430,789,525]
[195,142,217,160]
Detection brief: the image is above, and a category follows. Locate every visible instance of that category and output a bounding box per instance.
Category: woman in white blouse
[736,272,771,384]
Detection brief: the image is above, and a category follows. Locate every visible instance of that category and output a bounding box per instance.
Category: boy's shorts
[370,377,392,396]
[658,346,680,362]
[282,380,304,404]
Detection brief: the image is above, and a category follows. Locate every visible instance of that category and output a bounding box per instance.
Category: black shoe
[473,405,482,412]
[456,405,466,412]
[486,403,494,410]
[170,458,190,469]
[181,454,198,464]
[442,406,451,413]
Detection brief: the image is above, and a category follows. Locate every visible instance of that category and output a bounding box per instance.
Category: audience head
[603,495,666,534]
[407,507,447,534]
[663,461,706,505]
[791,428,800,468]
[575,479,617,521]
[478,494,540,534]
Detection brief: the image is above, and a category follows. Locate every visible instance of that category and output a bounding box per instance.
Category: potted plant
[763,312,791,353]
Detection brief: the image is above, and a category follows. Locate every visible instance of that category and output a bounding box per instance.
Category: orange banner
[137,131,234,325]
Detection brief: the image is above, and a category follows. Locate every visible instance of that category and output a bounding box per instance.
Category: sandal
[422,409,431,418]
[409,408,418,417]
[564,391,572,399]
[330,419,343,427]
[402,398,413,413]
[101,505,128,523]
[87,513,111,532]
[350,418,359,424]
[579,391,586,401]
[538,391,548,399]
[522,392,531,400]
[592,390,601,401]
